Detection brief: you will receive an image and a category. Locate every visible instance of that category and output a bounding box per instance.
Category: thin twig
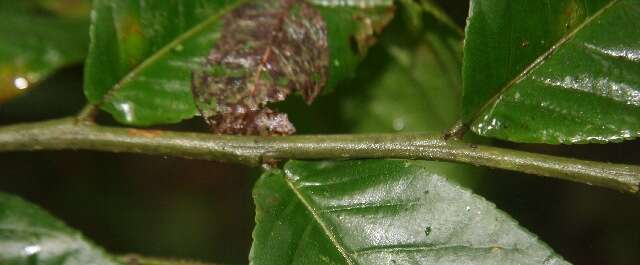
[119,255,225,265]
[0,118,639,194]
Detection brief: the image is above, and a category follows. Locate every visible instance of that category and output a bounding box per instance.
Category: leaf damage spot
[116,14,148,67]
[192,0,329,136]
[351,6,395,55]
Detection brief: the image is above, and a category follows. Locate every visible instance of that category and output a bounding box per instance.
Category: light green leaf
[463,0,640,144]
[251,160,570,265]
[0,192,121,265]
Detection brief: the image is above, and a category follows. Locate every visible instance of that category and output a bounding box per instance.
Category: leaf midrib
[98,0,250,104]
[467,0,621,126]
[285,177,356,265]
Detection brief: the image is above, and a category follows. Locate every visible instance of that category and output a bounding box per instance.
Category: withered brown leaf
[192,0,329,136]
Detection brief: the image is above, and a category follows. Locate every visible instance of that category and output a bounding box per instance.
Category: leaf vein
[470,0,621,125]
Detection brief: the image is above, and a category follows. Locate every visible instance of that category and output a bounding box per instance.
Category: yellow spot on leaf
[39,0,91,19]
[116,15,149,67]
[562,0,586,32]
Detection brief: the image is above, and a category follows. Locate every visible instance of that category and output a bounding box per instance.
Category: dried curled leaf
[352,6,395,55]
[192,0,329,135]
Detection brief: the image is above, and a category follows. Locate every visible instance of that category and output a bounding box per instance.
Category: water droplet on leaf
[14,76,30,90]
[393,118,405,131]
[23,245,40,256]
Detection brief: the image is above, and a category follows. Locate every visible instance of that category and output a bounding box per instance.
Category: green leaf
[84,0,245,125]
[251,160,570,265]
[37,0,92,19]
[0,192,120,265]
[0,1,89,103]
[335,1,484,189]
[340,1,463,133]
[462,0,640,144]
[84,0,394,126]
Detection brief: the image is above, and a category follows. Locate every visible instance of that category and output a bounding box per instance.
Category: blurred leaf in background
[0,192,120,265]
[282,0,484,187]
[0,0,89,103]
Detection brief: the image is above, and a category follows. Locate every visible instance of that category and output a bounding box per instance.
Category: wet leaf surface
[84,0,246,125]
[0,1,88,103]
[0,192,120,265]
[251,160,571,265]
[192,0,328,135]
[463,0,640,144]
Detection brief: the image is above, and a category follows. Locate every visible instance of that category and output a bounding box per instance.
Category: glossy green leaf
[251,160,570,265]
[84,0,394,126]
[0,1,88,103]
[0,192,120,265]
[463,0,640,144]
[84,0,245,125]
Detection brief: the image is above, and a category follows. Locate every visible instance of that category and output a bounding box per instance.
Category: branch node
[76,104,99,124]
[444,121,467,140]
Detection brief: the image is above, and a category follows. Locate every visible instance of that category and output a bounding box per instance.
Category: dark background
[1,1,639,264]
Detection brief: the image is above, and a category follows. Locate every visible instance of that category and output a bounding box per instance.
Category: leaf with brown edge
[192,0,329,136]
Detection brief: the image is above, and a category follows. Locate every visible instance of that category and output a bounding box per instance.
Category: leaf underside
[463,0,640,144]
[191,0,329,135]
[251,160,570,265]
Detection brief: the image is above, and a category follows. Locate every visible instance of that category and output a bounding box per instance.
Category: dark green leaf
[0,192,120,265]
[84,0,394,126]
[340,1,463,133]
[463,0,640,144]
[0,1,88,103]
[251,160,570,265]
[84,0,246,125]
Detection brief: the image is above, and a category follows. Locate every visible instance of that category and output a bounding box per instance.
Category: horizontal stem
[119,255,224,265]
[1,118,639,194]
